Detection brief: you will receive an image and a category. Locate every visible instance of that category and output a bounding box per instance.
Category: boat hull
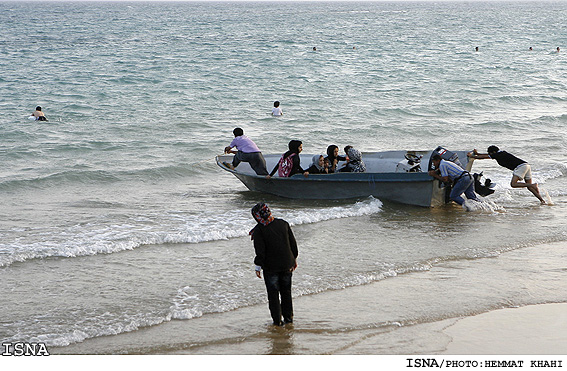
[234,171,442,207]
[216,152,454,207]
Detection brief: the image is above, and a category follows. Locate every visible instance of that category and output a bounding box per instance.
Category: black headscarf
[283,140,302,159]
[326,144,339,162]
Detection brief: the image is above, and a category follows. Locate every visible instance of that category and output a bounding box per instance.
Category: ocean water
[1,1,566,354]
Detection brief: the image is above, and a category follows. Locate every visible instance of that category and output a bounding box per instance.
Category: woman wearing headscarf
[306,154,329,174]
[339,147,366,173]
[325,145,347,173]
[250,203,298,326]
[268,140,308,178]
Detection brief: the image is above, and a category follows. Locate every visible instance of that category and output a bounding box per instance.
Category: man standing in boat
[224,128,269,176]
[429,154,481,210]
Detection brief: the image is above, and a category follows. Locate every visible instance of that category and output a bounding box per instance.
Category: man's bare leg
[511,176,546,204]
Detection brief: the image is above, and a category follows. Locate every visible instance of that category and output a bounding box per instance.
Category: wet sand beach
[53,241,567,356]
[443,303,567,355]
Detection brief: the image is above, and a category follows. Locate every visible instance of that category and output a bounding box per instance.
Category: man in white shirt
[271,101,283,116]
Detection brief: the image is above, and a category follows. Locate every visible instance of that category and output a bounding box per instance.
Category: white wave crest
[0,198,383,267]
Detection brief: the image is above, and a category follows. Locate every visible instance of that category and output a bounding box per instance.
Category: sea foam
[0,197,383,267]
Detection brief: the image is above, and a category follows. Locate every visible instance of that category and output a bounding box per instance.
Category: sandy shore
[34,303,567,371]
[442,303,567,355]
[50,241,567,357]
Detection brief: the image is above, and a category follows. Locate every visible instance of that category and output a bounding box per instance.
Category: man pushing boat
[428,154,481,211]
[468,146,546,204]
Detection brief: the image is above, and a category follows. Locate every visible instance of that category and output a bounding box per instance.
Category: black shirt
[253,219,298,273]
[489,151,526,171]
[269,153,305,177]
[306,165,328,174]
[325,155,346,173]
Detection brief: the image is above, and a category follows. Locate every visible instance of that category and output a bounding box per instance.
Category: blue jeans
[450,174,479,205]
[263,271,293,325]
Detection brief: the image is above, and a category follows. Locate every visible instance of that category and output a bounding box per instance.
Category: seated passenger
[268,140,309,178]
[339,148,366,173]
[325,145,347,173]
[343,145,353,159]
[306,154,329,174]
[324,158,331,171]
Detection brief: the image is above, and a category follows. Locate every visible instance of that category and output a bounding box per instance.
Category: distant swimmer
[475,46,479,52]
[468,146,546,204]
[272,101,283,116]
[313,47,317,51]
[529,47,533,51]
[31,106,48,121]
[557,47,561,52]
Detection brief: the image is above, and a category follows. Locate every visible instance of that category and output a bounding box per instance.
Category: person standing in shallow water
[271,101,283,116]
[250,203,298,326]
[429,154,480,210]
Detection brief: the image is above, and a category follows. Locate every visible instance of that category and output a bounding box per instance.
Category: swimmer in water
[31,106,48,121]
[272,101,283,116]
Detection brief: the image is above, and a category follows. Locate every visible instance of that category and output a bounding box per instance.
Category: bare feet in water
[528,183,546,204]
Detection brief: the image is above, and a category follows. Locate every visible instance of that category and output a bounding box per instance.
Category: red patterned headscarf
[250,203,274,239]
[251,203,274,226]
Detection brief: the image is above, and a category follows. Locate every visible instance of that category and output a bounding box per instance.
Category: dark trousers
[450,174,479,205]
[263,271,293,325]
[232,151,268,175]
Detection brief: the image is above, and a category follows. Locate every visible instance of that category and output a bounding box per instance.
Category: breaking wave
[0,197,383,268]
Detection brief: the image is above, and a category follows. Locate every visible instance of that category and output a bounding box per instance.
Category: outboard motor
[428,146,463,171]
[473,172,495,197]
[396,153,422,173]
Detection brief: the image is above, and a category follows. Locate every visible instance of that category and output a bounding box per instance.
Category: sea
[1,0,566,357]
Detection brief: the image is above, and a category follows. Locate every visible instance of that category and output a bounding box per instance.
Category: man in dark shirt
[250,203,298,326]
[468,146,545,204]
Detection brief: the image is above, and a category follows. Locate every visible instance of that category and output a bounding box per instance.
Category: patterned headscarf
[251,203,274,225]
[249,203,275,240]
[347,148,366,172]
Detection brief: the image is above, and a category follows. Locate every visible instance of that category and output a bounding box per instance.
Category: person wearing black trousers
[250,203,298,326]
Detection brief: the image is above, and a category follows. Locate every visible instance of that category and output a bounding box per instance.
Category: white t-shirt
[272,107,283,116]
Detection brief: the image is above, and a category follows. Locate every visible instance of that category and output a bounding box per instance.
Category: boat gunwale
[215,156,435,183]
